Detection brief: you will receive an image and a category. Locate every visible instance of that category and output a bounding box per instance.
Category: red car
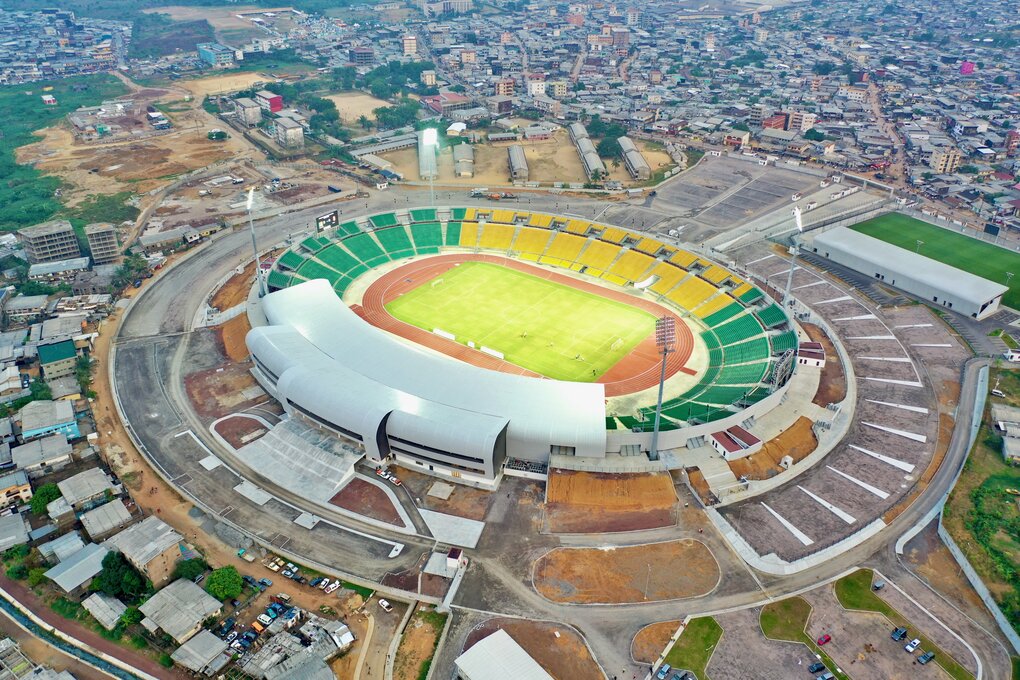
[817,634,831,645]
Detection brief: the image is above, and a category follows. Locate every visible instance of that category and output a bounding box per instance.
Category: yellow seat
[464,208,477,221]
[732,282,754,297]
[600,226,628,244]
[669,250,698,269]
[479,223,515,249]
[545,233,587,262]
[491,209,516,224]
[577,240,621,270]
[649,262,687,295]
[700,266,731,284]
[606,250,656,281]
[566,219,591,235]
[459,221,480,247]
[666,277,717,310]
[529,213,554,228]
[635,237,665,255]
[693,294,735,319]
[513,227,553,256]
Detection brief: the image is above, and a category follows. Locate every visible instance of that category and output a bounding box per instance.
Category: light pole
[247,187,266,297]
[422,128,438,207]
[783,207,804,308]
[649,316,676,462]
[1007,272,1014,287]
[915,239,924,253]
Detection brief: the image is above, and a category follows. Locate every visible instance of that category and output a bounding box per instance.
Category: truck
[271,593,292,605]
[470,188,489,197]
[237,549,255,563]
[486,193,502,201]
[327,185,343,193]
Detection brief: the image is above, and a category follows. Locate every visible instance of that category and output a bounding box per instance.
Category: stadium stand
[770,331,798,354]
[410,222,443,253]
[669,250,698,269]
[451,208,467,220]
[491,209,516,224]
[666,277,716,310]
[513,228,554,258]
[756,303,788,329]
[277,250,306,271]
[648,262,686,296]
[635,237,665,255]
[374,227,415,258]
[296,259,343,286]
[700,266,731,284]
[410,208,437,222]
[479,223,516,250]
[578,240,623,272]
[566,219,592,235]
[337,220,361,236]
[445,221,462,245]
[737,285,765,304]
[601,226,629,244]
[700,301,744,327]
[370,213,400,229]
[300,237,326,254]
[716,362,769,386]
[267,270,292,290]
[528,213,554,228]
[542,233,587,263]
[459,221,480,248]
[714,314,766,346]
[692,294,735,320]
[606,250,656,282]
[718,336,770,365]
[342,233,388,266]
[317,245,363,274]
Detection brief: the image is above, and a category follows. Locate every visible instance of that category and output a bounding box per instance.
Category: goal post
[430,278,444,288]
[610,337,624,351]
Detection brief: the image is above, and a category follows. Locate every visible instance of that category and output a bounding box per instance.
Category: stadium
[247,207,800,486]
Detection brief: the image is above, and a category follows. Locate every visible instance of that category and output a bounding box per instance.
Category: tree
[803,128,827,142]
[205,566,242,601]
[357,115,373,130]
[596,137,622,159]
[958,165,979,174]
[172,558,208,582]
[812,62,836,76]
[28,567,47,587]
[121,606,143,625]
[731,122,750,132]
[6,564,27,580]
[30,483,61,515]
[94,552,148,603]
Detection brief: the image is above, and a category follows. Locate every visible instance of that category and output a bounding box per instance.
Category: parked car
[891,627,908,641]
[388,475,402,486]
[318,578,329,590]
[256,614,273,626]
[816,634,831,645]
[226,631,238,643]
[231,599,241,608]
[378,598,393,613]
[918,651,935,664]
[242,631,257,642]
[324,580,340,594]
[281,570,294,578]
[816,673,834,680]
[905,638,921,653]
[807,662,826,673]
[218,617,235,636]
[310,577,324,587]
[268,603,284,614]
[655,664,671,680]
[230,640,244,650]
[242,575,257,587]
[266,608,278,620]
[259,578,273,587]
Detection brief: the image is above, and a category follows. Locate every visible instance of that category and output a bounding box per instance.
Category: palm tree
[358,115,373,130]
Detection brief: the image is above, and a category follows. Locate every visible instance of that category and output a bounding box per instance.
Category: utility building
[811,226,1007,320]
[618,136,650,180]
[508,144,529,180]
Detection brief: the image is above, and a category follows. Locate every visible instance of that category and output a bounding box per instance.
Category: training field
[851,213,1020,308]
[384,262,656,382]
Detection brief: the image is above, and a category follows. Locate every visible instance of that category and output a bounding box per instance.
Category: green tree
[803,128,826,142]
[812,62,836,75]
[357,115,373,129]
[6,564,28,580]
[596,137,622,159]
[958,165,979,174]
[29,483,62,515]
[121,606,143,625]
[732,122,751,132]
[28,567,47,587]
[94,552,148,603]
[205,566,243,601]
[172,558,208,582]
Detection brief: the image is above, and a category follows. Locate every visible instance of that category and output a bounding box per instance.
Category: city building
[567,122,606,179]
[171,630,230,675]
[930,146,962,174]
[349,47,374,66]
[508,144,529,180]
[0,513,28,551]
[17,220,81,264]
[83,223,118,265]
[0,470,31,510]
[104,515,183,586]
[786,111,817,133]
[618,136,651,180]
[402,35,417,57]
[196,43,235,69]
[80,500,134,541]
[28,257,91,281]
[18,400,78,441]
[44,543,108,597]
[255,90,283,113]
[38,531,85,564]
[81,593,127,631]
[37,340,77,380]
[275,117,305,149]
[4,294,49,322]
[495,78,515,96]
[57,468,116,510]
[417,130,439,181]
[138,579,222,644]
[421,69,437,86]
[234,98,262,127]
[11,434,72,478]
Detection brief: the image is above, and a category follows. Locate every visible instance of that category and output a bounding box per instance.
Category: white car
[905,638,921,653]
[257,614,273,626]
[324,580,340,594]
[378,598,393,613]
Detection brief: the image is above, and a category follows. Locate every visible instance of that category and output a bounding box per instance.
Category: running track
[354,254,694,398]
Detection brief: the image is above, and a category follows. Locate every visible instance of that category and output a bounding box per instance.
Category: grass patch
[663,616,722,678]
[1004,334,1019,350]
[835,569,973,680]
[341,580,375,599]
[129,12,214,59]
[760,597,848,680]
[51,597,84,621]
[0,74,129,231]
[851,213,1020,308]
[385,261,656,381]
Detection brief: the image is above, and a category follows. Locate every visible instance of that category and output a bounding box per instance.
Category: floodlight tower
[649,316,677,462]
[783,206,804,308]
[247,187,266,297]
[422,128,438,207]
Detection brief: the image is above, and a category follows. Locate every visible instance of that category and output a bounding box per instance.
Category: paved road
[111,182,1012,679]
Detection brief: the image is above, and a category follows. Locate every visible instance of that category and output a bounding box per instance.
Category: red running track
[355,254,694,398]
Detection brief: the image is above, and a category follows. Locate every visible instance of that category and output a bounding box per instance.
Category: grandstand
[263,206,798,446]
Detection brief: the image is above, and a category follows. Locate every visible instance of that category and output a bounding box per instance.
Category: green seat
[342,233,387,264]
[702,302,743,327]
[722,336,770,365]
[267,270,292,290]
[300,237,326,254]
[295,259,343,285]
[770,331,798,354]
[374,227,414,256]
[277,250,306,271]
[411,222,443,251]
[451,208,467,220]
[714,314,765,346]
[410,208,437,222]
[756,303,788,329]
[739,287,765,304]
[317,245,362,275]
[715,362,768,386]
[445,221,462,245]
[338,220,361,236]
[370,212,399,229]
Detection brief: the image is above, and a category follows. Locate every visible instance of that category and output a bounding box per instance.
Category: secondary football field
[851,213,1020,308]
[384,261,656,382]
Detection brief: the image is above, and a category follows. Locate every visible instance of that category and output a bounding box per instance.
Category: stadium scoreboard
[316,210,340,232]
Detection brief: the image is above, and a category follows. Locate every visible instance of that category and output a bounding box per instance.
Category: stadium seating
[300,237,326,254]
[542,233,587,263]
[514,228,553,257]
[478,223,515,250]
[369,213,399,229]
[692,294,735,320]
[715,362,769,386]
[565,219,591,235]
[451,208,467,220]
[737,285,765,304]
[410,222,443,253]
[666,277,716,310]
[720,336,770,365]
[267,270,292,290]
[529,213,554,228]
[714,314,766,347]
[445,221,462,245]
[491,209,516,224]
[316,244,363,275]
[410,208,437,223]
[600,226,628,244]
[756,303,788,329]
[770,331,799,354]
[277,250,306,271]
[606,250,656,282]
[342,233,388,266]
[459,221,480,248]
[700,302,744,327]
[337,220,361,236]
[669,250,698,269]
[577,240,622,271]
[700,266,731,285]
[295,259,343,286]
[635,237,665,255]
[374,227,415,258]
[648,262,687,296]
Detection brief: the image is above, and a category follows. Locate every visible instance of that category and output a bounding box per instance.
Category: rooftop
[138,579,221,643]
[11,433,72,469]
[38,530,85,563]
[28,258,90,278]
[45,542,108,593]
[19,400,74,432]
[57,467,113,506]
[104,515,181,566]
[0,513,29,551]
[80,500,132,540]
[454,629,554,680]
[18,220,74,238]
[170,629,229,673]
[81,592,127,630]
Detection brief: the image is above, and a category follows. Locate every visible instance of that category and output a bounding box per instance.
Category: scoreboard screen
[316,210,339,231]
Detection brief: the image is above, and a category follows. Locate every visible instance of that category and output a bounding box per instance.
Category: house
[0,470,31,509]
[11,433,73,478]
[992,403,1020,463]
[797,341,826,367]
[38,530,85,564]
[82,592,127,631]
[104,515,182,585]
[18,400,78,441]
[170,630,230,675]
[0,367,21,397]
[44,543,109,597]
[139,579,222,644]
[27,257,90,282]
[4,295,49,322]
[57,468,116,510]
[274,117,304,149]
[37,340,78,380]
[0,512,29,551]
[708,425,763,461]
[80,500,133,541]
[239,614,354,679]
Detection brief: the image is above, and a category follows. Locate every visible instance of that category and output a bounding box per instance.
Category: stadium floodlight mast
[783,206,804,308]
[649,316,677,462]
[247,187,266,297]
[422,128,438,207]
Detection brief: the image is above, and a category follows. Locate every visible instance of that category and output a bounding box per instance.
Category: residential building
[4,294,49,322]
[37,340,77,380]
[84,223,118,265]
[44,542,108,597]
[495,78,515,96]
[11,434,72,478]
[349,47,374,66]
[618,136,651,180]
[930,146,962,174]
[0,513,28,551]
[527,78,547,97]
[234,98,262,127]
[0,367,19,398]
[548,81,569,98]
[421,92,473,115]
[508,145,529,180]
[275,117,304,149]
[762,113,788,130]
[80,500,134,541]
[82,593,127,631]
[171,630,230,675]
[420,70,436,86]
[18,400,78,441]
[787,111,817,133]
[28,257,90,281]
[38,531,85,564]
[57,468,116,510]
[402,35,417,57]
[255,90,283,113]
[0,470,31,509]
[17,220,81,264]
[138,579,222,644]
[196,43,235,69]
[104,515,183,586]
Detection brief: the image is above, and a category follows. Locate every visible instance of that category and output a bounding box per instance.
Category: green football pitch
[851,213,1020,308]
[385,262,657,382]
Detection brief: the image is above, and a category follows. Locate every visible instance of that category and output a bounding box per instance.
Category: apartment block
[930,146,962,174]
[84,223,118,264]
[18,220,81,264]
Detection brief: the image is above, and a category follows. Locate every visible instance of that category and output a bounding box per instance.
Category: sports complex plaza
[247,206,800,487]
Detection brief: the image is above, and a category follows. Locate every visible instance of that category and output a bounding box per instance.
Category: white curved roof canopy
[247,280,608,462]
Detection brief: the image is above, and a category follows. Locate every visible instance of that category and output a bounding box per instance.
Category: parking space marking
[761,502,814,546]
[849,445,916,472]
[863,422,927,443]
[798,486,856,524]
[833,314,878,321]
[911,343,953,348]
[827,466,890,499]
[863,376,923,387]
[865,399,928,414]
[848,335,897,340]
[859,356,912,363]
[793,280,827,290]
[816,295,854,304]
[895,323,933,328]
[745,254,775,265]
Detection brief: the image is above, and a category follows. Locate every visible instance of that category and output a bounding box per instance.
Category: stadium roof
[814,227,1009,303]
[249,280,607,458]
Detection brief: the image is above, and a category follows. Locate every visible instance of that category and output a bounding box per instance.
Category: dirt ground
[381,132,670,186]
[685,467,717,505]
[325,92,390,123]
[804,323,847,406]
[393,605,445,680]
[144,5,296,43]
[330,478,403,526]
[726,416,818,480]
[544,469,677,533]
[392,464,493,521]
[213,414,267,449]
[217,314,253,363]
[533,539,719,604]
[211,260,257,310]
[184,351,262,421]
[632,620,681,664]
[179,72,272,98]
[464,618,603,680]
